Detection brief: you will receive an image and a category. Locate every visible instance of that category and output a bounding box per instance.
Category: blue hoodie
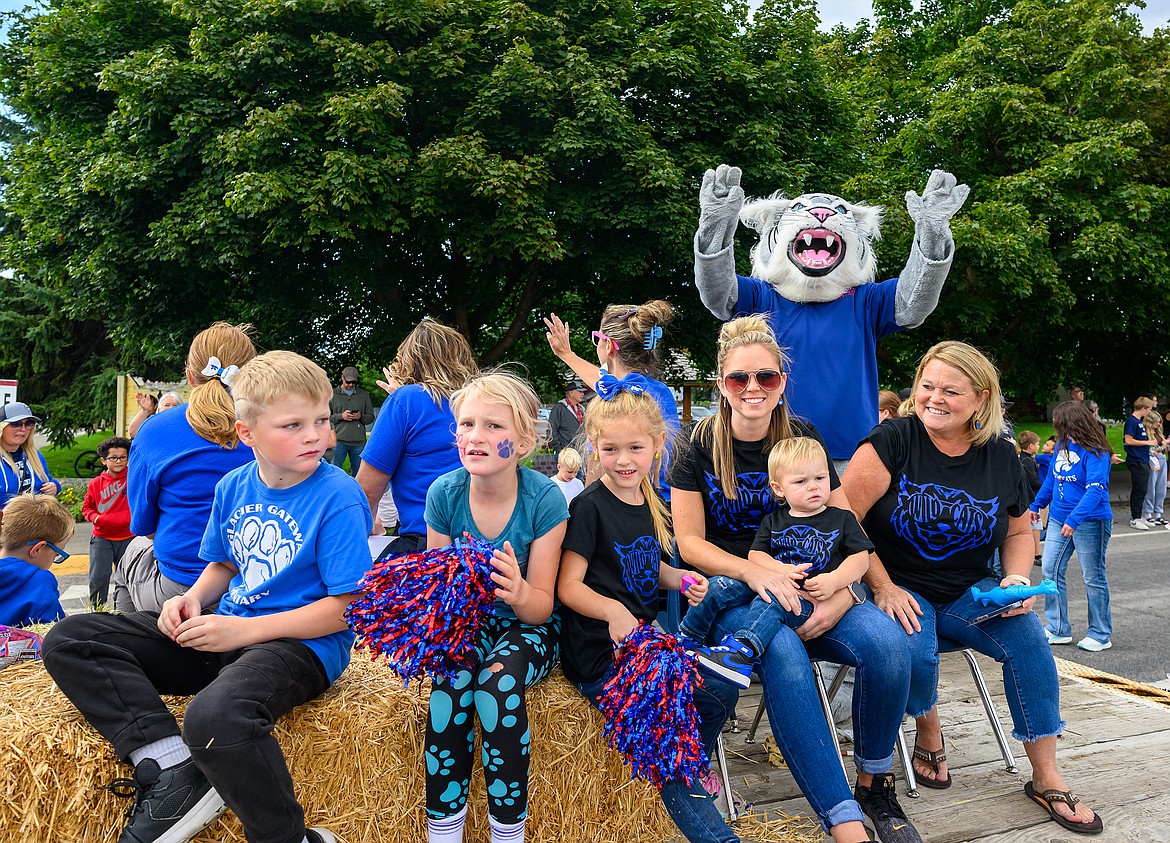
[1030,442,1112,530]
[1,450,61,509]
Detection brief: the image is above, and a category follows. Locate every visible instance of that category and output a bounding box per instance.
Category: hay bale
[0,658,818,843]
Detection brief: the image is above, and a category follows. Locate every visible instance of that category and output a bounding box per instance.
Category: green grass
[41,429,114,479]
[1012,419,1127,472]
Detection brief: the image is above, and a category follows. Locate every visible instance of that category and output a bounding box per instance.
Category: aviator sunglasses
[723,369,784,394]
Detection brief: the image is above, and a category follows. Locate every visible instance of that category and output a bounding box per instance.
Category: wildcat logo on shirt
[225,512,302,602]
[1054,449,1080,477]
[615,536,661,601]
[770,525,839,576]
[704,470,777,531]
[891,477,998,561]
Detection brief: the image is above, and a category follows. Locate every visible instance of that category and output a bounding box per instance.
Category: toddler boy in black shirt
[680,437,872,688]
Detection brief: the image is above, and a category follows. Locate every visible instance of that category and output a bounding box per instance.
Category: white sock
[489,815,525,843]
[428,806,467,843]
[129,735,191,770]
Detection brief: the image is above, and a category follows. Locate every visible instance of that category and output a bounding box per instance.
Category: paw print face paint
[454,393,527,479]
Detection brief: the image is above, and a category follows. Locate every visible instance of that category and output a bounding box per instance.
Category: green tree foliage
[835,0,1170,408]
[0,0,856,438]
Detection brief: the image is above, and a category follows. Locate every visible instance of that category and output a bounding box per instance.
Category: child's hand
[489,541,528,606]
[608,611,639,646]
[682,573,708,606]
[173,615,257,652]
[158,594,203,640]
[803,572,840,602]
[783,562,812,583]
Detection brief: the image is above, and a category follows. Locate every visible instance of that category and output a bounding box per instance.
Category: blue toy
[970,579,1059,607]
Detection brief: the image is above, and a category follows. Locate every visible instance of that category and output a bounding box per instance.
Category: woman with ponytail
[670,315,917,843]
[114,322,257,612]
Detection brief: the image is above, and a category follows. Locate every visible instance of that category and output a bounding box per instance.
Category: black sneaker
[307,830,337,843]
[110,758,227,843]
[690,635,755,689]
[854,773,922,843]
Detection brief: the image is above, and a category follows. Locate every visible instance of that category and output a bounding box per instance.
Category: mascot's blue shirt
[736,274,902,460]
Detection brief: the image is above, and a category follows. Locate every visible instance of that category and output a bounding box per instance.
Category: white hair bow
[201,356,240,389]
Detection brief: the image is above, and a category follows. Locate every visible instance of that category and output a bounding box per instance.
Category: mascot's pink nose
[808,207,836,223]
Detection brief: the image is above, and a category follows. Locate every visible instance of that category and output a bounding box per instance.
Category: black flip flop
[911,740,952,789]
[1024,781,1104,834]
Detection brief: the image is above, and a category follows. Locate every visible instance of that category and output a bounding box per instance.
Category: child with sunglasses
[83,437,134,609]
[0,494,74,626]
[679,437,872,688]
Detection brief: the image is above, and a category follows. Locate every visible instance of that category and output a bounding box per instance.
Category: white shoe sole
[1077,639,1112,652]
[695,655,752,689]
[1045,635,1073,645]
[154,788,227,843]
[309,829,338,843]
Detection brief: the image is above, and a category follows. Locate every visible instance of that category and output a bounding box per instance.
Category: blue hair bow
[595,370,652,400]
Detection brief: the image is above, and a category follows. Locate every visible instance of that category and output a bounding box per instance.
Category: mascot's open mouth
[787,228,846,277]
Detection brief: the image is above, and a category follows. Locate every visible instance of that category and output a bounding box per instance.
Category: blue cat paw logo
[615,535,661,600]
[704,470,775,531]
[228,515,299,593]
[891,477,997,562]
[770,525,839,576]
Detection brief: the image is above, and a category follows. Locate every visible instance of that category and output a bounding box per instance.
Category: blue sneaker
[691,635,754,689]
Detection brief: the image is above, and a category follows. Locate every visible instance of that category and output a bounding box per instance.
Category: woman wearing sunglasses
[0,402,60,514]
[671,316,918,843]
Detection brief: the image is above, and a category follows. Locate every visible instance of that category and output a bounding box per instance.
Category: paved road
[52,471,1170,686]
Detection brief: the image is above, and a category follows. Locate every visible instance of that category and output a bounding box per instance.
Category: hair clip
[617,306,639,320]
[643,326,663,350]
[201,356,240,389]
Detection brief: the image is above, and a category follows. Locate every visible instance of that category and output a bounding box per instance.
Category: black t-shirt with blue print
[560,480,666,684]
[749,505,873,578]
[862,415,1033,604]
[669,419,840,558]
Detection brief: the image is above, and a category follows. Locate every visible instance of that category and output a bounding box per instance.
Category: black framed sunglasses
[723,369,784,394]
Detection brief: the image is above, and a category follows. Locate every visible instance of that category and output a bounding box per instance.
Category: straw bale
[0,658,819,843]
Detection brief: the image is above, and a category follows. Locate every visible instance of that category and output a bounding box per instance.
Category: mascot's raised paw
[903,167,968,251]
[696,164,745,253]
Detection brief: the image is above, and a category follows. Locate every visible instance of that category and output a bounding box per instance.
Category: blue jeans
[1041,518,1113,642]
[332,441,364,475]
[678,576,812,655]
[711,606,868,830]
[901,578,1065,742]
[1144,453,1167,520]
[575,667,742,843]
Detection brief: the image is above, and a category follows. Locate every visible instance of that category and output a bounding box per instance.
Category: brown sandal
[911,738,952,789]
[1024,781,1104,834]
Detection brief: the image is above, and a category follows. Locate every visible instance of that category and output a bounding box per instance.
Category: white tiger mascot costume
[694,165,969,462]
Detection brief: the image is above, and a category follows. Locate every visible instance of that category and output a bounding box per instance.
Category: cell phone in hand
[969,599,1026,626]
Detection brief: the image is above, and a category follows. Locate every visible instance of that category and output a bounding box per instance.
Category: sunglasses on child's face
[26,540,70,565]
[723,370,784,394]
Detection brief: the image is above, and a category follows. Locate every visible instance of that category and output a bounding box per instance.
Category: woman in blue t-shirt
[357,318,480,553]
[1030,401,1115,652]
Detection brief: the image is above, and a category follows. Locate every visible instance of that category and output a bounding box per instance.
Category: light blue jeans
[1144,453,1167,520]
[332,441,364,475]
[711,606,876,830]
[1041,518,1113,643]
[901,578,1065,742]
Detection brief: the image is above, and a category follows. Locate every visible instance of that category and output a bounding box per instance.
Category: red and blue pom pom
[598,624,710,790]
[346,537,497,685]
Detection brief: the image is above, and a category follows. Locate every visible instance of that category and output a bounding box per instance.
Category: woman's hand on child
[542,313,572,360]
[158,594,203,640]
[490,541,528,606]
[172,615,257,652]
[746,561,807,614]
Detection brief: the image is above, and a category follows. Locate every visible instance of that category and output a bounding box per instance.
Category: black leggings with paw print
[425,613,560,823]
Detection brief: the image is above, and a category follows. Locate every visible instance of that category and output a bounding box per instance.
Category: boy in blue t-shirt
[0,493,74,626]
[44,351,371,843]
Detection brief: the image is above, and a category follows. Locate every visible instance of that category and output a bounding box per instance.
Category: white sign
[0,379,17,407]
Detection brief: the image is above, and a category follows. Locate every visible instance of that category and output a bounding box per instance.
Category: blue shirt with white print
[199,461,373,683]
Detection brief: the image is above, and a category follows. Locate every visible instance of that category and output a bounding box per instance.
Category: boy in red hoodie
[83,436,133,608]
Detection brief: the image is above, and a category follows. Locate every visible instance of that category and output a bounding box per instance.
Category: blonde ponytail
[184,322,257,447]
